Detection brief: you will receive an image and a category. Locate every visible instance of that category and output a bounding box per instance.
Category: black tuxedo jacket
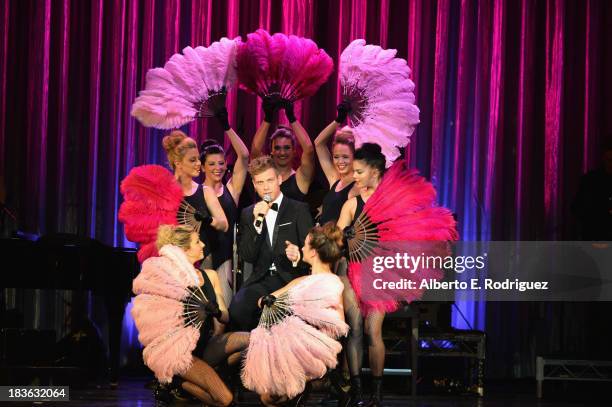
[239,196,313,286]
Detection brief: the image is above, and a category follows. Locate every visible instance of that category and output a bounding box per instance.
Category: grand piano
[0,234,139,384]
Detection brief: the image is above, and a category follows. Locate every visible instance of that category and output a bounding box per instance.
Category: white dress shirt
[253,192,298,269]
[265,193,283,245]
[253,192,284,242]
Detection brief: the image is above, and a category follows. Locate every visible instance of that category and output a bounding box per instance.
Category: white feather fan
[340,39,420,166]
[131,37,240,129]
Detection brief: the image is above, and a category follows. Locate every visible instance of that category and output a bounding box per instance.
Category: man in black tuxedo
[229,155,313,331]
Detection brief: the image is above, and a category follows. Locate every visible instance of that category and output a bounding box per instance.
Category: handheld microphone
[254,193,272,228]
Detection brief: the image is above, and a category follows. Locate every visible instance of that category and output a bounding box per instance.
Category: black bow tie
[270,203,279,211]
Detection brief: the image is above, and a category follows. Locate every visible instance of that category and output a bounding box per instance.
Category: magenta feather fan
[340,39,420,167]
[118,165,183,262]
[131,37,240,129]
[242,273,348,399]
[118,165,204,263]
[346,160,459,315]
[236,29,333,102]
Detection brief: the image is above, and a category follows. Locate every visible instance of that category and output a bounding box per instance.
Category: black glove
[262,95,277,123]
[204,301,222,319]
[343,225,355,241]
[260,294,277,308]
[282,99,296,123]
[335,100,351,124]
[341,225,355,258]
[214,107,230,131]
[194,211,213,227]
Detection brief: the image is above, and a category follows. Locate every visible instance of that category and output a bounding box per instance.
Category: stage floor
[4,377,611,406]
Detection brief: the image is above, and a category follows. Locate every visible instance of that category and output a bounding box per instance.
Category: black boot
[342,375,367,407]
[321,369,349,406]
[369,376,384,407]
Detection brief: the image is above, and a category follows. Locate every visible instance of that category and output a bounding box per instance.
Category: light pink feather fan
[242,273,348,399]
[340,39,420,167]
[131,245,212,383]
[131,37,240,129]
[236,29,333,102]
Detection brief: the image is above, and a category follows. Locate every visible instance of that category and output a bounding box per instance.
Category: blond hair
[162,130,197,170]
[156,224,195,250]
[248,155,278,177]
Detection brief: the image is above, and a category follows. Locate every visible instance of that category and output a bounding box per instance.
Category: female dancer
[337,143,387,407]
[314,101,359,225]
[162,129,228,267]
[133,224,248,406]
[314,103,364,405]
[251,97,314,202]
[257,222,347,407]
[199,107,249,306]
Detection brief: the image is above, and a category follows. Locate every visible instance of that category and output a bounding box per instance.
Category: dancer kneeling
[131,225,248,406]
[241,222,349,407]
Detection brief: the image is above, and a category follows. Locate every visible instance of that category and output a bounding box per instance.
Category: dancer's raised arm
[283,100,314,194]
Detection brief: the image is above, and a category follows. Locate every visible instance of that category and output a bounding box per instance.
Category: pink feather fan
[347,160,459,315]
[131,37,240,129]
[242,273,348,399]
[118,165,204,263]
[131,245,210,383]
[340,39,420,167]
[236,29,333,102]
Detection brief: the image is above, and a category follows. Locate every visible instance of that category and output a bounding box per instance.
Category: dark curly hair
[199,139,225,163]
[354,142,386,177]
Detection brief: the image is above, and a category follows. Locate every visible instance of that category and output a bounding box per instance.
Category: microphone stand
[232,222,240,295]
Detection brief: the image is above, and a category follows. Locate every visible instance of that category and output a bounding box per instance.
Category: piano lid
[0,234,138,292]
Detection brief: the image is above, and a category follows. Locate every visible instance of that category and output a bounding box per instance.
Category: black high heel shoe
[288,382,312,407]
[153,382,173,407]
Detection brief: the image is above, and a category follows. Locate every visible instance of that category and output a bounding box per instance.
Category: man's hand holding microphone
[253,193,272,233]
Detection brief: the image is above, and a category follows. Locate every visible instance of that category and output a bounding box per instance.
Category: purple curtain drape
[2,0,611,377]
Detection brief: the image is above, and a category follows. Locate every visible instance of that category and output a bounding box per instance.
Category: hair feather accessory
[340,39,420,167]
[131,37,240,129]
[236,29,333,102]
